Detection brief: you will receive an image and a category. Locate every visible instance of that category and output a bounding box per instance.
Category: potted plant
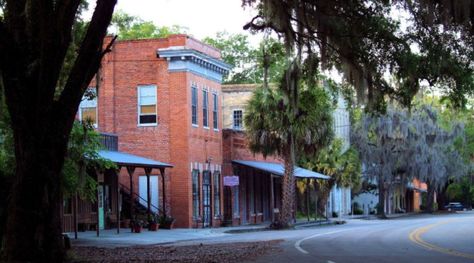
[158,215,176,229]
[148,214,159,231]
[130,219,144,233]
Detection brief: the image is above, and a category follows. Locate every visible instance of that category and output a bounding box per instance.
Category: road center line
[409,219,474,260]
[295,229,348,254]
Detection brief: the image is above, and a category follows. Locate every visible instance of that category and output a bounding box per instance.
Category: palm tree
[244,62,334,228]
[301,139,361,217]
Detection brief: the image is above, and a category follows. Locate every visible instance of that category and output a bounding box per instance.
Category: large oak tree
[0,0,116,261]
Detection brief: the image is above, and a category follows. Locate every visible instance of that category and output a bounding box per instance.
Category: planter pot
[161,219,176,229]
[120,219,131,228]
[148,222,159,231]
[133,225,142,233]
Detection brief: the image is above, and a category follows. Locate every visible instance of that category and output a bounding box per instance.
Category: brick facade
[95,35,229,228]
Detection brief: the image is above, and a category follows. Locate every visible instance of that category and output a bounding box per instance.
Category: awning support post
[159,168,166,217]
[127,166,136,220]
[306,178,310,222]
[116,166,121,234]
[145,167,153,221]
[270,174,275,222]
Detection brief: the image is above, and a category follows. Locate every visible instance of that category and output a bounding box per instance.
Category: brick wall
[96,35,225,228]
[221,84,258,129]
[222,129,281,177]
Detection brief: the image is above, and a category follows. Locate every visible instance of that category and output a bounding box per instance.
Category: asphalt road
[244,211,474,263]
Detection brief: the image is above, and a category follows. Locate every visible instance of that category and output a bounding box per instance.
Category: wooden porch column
[144,167,153,220]
[116,166,121,234]
[306,178,310,222]
[159,168,166,216]
[127,166,136,220]
[253,171,257,224]
[270,174,275,222]
[73,193,78,239]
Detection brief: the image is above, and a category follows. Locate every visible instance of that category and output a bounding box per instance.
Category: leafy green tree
[203,32,286,84]
[0,0,116,261]
[300,139,361,216]
[242,0,474,110]
[446,176,474,208]
[203,32,258,84]
[62,121,116,201]
[111,10,187,40]
[245,68,333,227]
[353,104,468,216]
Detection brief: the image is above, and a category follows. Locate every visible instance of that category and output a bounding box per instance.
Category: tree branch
[55,0,117,133]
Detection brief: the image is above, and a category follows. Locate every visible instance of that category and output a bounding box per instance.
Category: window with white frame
[79,87,97,127]
[203,89,209,127]
[233,110,243,130]
[138,85,157,125]
[212,93,218,130]
[191,85,198,125]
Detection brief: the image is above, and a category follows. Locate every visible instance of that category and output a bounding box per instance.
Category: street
[242,212,474,263]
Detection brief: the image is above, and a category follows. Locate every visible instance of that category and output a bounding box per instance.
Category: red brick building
[76,35,230,229]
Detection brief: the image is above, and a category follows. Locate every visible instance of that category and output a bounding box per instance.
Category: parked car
[444,202,464,211]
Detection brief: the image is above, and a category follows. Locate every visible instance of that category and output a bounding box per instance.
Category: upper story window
[191,85,198,126]
[233,110,243,130]
[203,89,209,128]
[138,85,157,126]
[79,87,97,127]
[212,93,218,130]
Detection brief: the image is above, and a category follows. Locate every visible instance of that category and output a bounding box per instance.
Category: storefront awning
[232,160,330,179]
[98,150,173,169]
[407,182,427,193]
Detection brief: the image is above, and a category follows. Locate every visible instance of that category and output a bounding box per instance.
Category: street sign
[224,175,239,186]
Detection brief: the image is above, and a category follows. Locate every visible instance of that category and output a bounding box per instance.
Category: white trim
[138,123,158,127]
[191,84,199,126]
[137,85,158,126]
[232,109,244,130]
[78,87,98,128]
[202,88,209,128]
[213,128,219,132]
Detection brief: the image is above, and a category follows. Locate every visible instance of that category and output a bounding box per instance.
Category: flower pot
[133,225,142,233]
[161,218,176,229]
[120,219,131,228]
[148,222,159,231]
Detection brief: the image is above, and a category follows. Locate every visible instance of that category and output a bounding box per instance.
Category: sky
[86,0,260,43]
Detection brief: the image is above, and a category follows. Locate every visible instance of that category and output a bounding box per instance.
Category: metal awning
[407,182,427,193]
[232,160,330,179]
[98,150,173,168]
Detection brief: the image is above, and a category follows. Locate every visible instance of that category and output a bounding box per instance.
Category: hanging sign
[224,175,239,186]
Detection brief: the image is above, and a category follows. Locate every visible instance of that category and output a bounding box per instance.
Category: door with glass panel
[202,171,212,227]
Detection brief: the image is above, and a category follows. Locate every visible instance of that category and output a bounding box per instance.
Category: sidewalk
[68,224,269,248]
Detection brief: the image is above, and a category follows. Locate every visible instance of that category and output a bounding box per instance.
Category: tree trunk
[279,143,296,228]
[5,129,68,262]
[316,179,335,218]
[377,177,387,218]
[425,180,436,213]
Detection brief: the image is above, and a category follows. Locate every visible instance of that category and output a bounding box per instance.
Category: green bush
[353,208,364,215]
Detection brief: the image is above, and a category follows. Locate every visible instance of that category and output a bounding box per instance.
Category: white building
[327,94,352,217]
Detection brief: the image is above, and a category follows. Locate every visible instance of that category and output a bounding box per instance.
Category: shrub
[353,208,364,215]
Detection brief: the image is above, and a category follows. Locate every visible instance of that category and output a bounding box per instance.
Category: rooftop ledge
[157,47,232,75]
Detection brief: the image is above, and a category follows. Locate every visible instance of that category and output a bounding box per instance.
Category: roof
[98,150,173,169]
[232,160,330,180]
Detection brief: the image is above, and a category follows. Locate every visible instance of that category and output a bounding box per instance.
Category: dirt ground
[69,240,283,262]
